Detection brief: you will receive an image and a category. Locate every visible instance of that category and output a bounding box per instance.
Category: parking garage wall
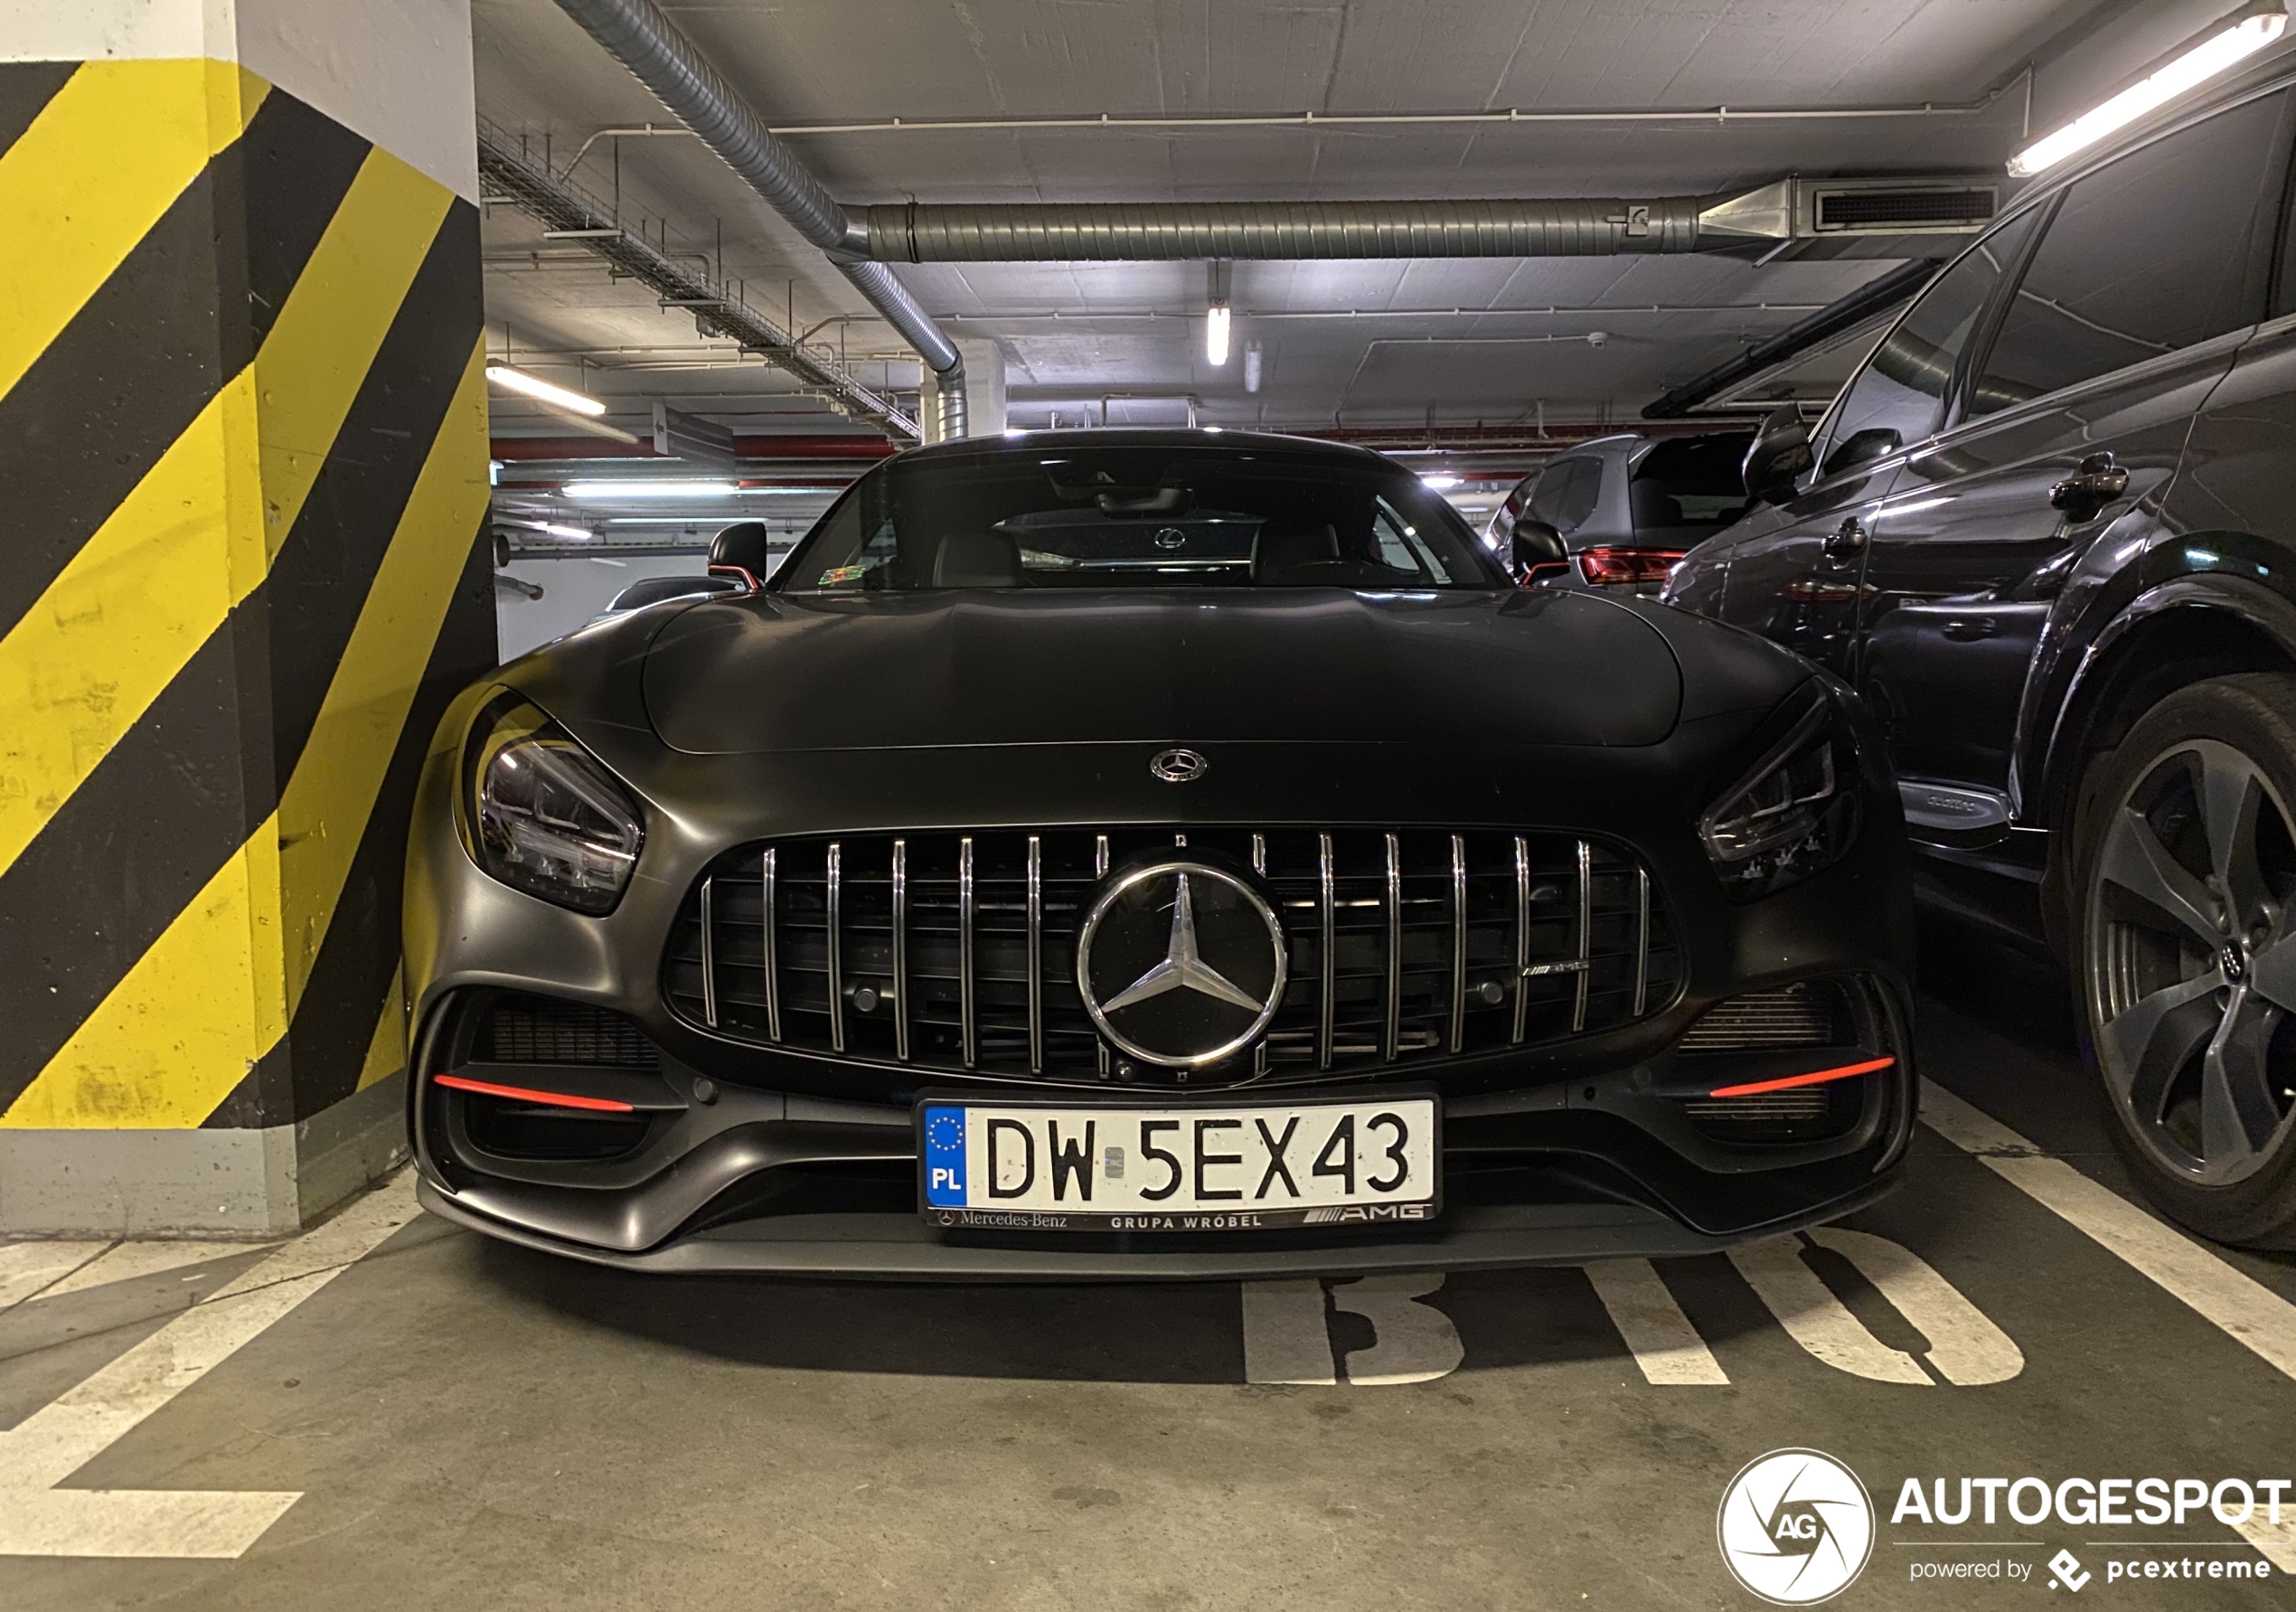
[0,1,494,1233]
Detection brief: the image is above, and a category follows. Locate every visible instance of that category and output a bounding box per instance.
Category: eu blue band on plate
[923,1105,968,1206]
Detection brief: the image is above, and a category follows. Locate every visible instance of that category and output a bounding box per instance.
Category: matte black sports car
[405,429,1915,1277]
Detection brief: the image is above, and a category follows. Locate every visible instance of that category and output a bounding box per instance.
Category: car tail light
[1576,547,1687,586]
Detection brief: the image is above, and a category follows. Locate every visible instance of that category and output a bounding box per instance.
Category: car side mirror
[708,520,774,589]
[1510,520,1568,583]
[1743,405,1814,506]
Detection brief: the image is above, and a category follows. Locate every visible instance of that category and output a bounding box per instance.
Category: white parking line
[1805,1228,2023,1386]
[1240,1279,1335,1385]
[0,1173,419,1558]
[1729,1236,1930,1384]
[1582,1258,1729,1384]
[1920,1079,2296,1383]
[41,1240,277,1301]
[0,1242,110,1312]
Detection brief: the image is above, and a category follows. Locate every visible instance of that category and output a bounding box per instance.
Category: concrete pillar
[923,338,1009,439]
[0,2,495,1233]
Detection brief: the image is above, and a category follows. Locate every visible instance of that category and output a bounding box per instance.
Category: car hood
[639,588,1683,754]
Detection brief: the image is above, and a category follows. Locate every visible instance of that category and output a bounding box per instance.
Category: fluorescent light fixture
[562,480,740,499]
[1004,428,1026,438]
[1244,340,1263,394]
[1206,303,1231,366]
[485,364,606,417]
[1203,424,1223,434]
[1420,472,1461,490]
[607,515,762,524]
[2009,5,2288,177]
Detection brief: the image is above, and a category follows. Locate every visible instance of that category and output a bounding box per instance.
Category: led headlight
[464,695,644,915]
[1698,687,1861,900]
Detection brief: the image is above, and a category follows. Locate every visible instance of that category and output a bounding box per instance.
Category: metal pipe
[548,0,965,423]
[866,196,1717,262]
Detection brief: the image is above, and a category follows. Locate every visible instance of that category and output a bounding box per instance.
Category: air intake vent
[1811,184,1997,234]
[663,827,1683,1085]
[1678,981,1841,1051]
[478,994,658,1068]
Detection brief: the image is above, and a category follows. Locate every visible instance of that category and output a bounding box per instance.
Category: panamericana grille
[663,828,1680,1083]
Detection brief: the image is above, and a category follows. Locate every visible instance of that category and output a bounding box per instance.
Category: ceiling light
[1206,303,1231,366]
[2009,4,2288,177]
[562,480,741,499]
[1244,340,1263,394]
[485,364,606,417]
[1421,473,1461,490]
[1202,424,1222,433]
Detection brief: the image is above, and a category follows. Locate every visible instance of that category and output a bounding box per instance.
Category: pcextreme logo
[1717,1447,1877,1606]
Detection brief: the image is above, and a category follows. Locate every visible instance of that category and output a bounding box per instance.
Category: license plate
[917,1094,1439,1233]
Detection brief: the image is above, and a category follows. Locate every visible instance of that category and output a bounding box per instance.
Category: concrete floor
[4,922,2293,1610]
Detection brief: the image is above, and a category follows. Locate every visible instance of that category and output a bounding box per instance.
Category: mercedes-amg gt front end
[406,429,1914,1277]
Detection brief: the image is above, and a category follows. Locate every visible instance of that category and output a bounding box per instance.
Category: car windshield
[777,444,1505,592]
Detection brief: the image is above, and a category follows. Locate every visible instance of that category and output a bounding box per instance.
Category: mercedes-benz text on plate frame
[1077,861,1285,1067]
[1149,747,1208,783]
[919,1095,1439,1230]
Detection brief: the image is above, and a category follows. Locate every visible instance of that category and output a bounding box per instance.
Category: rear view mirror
[1743,406,1814,506]
[1510,520,1568,584]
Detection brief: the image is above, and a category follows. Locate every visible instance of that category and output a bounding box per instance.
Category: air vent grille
[1813,187,1996,232]
[478,995,658,1068]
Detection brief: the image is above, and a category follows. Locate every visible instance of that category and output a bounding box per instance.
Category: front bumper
[416,1172,1899,1280]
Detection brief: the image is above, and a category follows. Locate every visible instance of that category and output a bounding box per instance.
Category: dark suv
[1662,69,2296,1248]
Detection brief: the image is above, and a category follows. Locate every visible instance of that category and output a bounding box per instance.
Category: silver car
[1489,431,1754,593]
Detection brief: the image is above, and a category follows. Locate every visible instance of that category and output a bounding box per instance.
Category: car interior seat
[1250,518,1343,584]
[931,529,1026,587]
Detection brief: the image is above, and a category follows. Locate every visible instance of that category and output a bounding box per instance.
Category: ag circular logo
[1077,859,1286,1068]
[1716,1448,1874,1606]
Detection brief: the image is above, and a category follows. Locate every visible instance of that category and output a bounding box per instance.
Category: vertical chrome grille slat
[1318,832,1335,1070]
[959,835,976,1070]
[698,876,719,1029]
[1250,834,1266,874]
[825,841,845,1054]
[1383,831,1402,1063]
[1633,864,1651,1018]
[1027,834,1044,1074]
[892,838,910,1062]
[1573,838,1592,1034]
[1511,834,1530,1044]
[760,847,780,1042]
[1095,834,1110,1074]
[1448,834,1467,1055]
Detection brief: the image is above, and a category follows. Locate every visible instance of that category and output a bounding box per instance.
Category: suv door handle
[1823,516,1869,561]
[2051,451,2131,515]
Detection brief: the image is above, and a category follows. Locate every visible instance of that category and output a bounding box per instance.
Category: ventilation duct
[857,175,2001,263]
[548,0,967,438]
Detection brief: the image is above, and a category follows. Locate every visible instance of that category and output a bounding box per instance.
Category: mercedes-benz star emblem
[1149,747,1208,783]
[1077,860,1286,1068]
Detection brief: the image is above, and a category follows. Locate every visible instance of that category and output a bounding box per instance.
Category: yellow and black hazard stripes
[0,63,495,1133]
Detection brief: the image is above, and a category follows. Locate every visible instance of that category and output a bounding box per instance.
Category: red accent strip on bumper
[1707,1055,1896,1098]
[432,1073,636,1112]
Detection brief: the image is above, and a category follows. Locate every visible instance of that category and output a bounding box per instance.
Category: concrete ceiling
[471,0,2264,476]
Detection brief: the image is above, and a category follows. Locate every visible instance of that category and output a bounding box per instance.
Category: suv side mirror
[708,520,774,589]
[1743,406,1814,506]
[1510,519,1568,583]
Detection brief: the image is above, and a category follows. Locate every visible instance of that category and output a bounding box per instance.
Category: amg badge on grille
[1077,860,1285,1067]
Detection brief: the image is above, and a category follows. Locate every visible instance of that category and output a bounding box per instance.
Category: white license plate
[917,1095,1439,1232]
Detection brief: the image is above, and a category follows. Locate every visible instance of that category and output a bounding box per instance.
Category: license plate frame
[915,1088,1442,1233]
